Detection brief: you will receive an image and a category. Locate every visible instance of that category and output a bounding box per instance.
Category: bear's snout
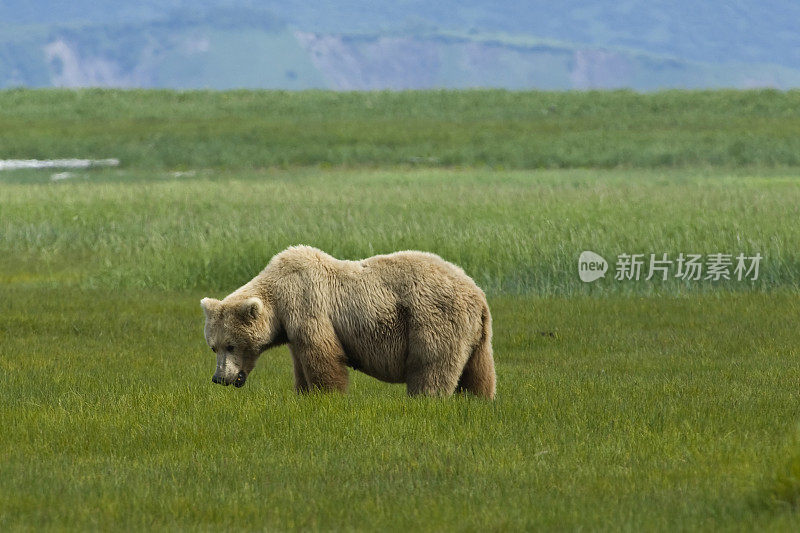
[211,370,247,387]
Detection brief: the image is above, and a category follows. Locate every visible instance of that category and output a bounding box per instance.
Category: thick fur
[201,245,495,398]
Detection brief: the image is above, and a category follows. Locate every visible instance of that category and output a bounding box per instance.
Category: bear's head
[200,295,280,388]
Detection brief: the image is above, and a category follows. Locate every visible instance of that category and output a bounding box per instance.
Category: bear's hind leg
[406,364,461,397]
[405,326,471,397]
[455,304,495,399]
[405,345,468,397]
[290,350,310,393]
[456,341,495,399]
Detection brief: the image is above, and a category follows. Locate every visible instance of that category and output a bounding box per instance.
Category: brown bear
[200,245,495,398]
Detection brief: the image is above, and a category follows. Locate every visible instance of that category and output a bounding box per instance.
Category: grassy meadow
[1,89,800,530]
[1,88,800,169]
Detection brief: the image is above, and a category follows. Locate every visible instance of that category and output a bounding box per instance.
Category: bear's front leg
[289,334,349,393]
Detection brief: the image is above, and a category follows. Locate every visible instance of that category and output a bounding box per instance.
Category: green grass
[1,167,799,295]
[2,89,800,530]
[1,89,800,169]
[766,438,800,511]
[2,286,799,530]
[2,167,799,530]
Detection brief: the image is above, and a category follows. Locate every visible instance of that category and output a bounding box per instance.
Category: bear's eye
[226,345,234,352]
[211,346,216,353]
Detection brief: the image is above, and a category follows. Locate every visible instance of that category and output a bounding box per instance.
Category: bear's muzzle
[211,370,247,387]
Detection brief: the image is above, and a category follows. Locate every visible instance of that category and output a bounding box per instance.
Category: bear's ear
[200,297,221,317]
[237,297,264,321]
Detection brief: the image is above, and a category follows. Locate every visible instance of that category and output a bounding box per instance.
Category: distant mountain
[2,1,800,90]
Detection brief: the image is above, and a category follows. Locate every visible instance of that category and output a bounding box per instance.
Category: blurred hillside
[2,1,800,90]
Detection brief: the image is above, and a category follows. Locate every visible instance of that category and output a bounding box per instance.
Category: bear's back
[265,245,485,308]
[362,250,463,286]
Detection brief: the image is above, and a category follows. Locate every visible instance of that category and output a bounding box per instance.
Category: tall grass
[1,168,798,295]
[1,88,800,169]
